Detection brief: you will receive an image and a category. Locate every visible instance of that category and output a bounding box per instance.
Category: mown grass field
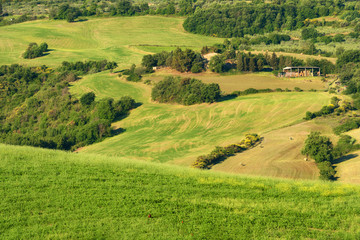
[70,73,332,173]
[146,69,327,93]
[212,118,341,180]
[2,144,360,239]
[70,71,150,103]
[0,16,222,67]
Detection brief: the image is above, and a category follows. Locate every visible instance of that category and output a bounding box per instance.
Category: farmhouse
[278,66,320,78]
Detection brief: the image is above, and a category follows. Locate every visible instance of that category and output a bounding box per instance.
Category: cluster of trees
[206,48,336,75]
[337,50,360,68]
[333,135,360,159]
[120,64,145,82]
[337,51,360,98]
[23,42,48,59]
[49,3,83,22]
[0,62,136,151]
[59,60,117,74]
[209,51,305,73]
[302,132,360,180]
[202,34,292,55]
[0,14,40,27]
[151,76,221,105]
[108,0,150,16]
[47,0,197,22]
[301,27,348,43]
[183,1,343,37]
[302,132,335,180]
[304,97,352,120]
[232,88,292,97]
[192,134,260,169]
[333,118,360,135]
[142,48,205,73]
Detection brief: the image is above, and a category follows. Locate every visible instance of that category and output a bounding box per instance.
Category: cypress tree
[237,55,244,71]
[270,52,278,70]
[257,59,264,71]
[249,58,256,72]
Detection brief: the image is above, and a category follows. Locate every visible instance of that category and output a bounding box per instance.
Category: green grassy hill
[1,144,360,239]
[0,16,222,68]
[70,73,331,169]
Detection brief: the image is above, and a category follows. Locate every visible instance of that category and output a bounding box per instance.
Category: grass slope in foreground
[1,144,360,239]
[0,16,222,67]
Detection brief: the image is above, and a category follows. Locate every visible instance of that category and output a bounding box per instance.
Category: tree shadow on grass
[332,153,358,165]
[113,102,143,122]
[332,153,358,180]
[75,18,88,22]
[111,128,126,136]
[207,155,234,169]
[217,94,237,102]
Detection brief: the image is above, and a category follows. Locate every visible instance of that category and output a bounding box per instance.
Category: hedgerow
[192,134,261,169]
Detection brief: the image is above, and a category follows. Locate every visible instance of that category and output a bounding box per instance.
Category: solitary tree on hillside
[80,92,96,106]
[301,132,334,163]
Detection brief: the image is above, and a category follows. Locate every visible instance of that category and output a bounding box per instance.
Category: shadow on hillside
[111,128,126,136]
[218,94,237,102]
[332,153,358,165]
[75,18,88,22]
[332,153,358,181]
[113,102,143,122]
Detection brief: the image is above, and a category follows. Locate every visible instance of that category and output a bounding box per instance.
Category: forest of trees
[0,61,135,151]
[151,76,221,105]
[337,50,360,107]
[142,48,205,73]
[183,0,345,37]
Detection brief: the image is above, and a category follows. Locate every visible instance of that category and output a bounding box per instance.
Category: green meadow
[1,144,360,239]
[70,72,332,166]
[0,16,222,67]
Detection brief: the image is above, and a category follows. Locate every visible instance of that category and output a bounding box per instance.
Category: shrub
[301,27,320,40]
[126,73,142,82]
[333,135,360,158]
[80,92,95,106]
[333,119,360,135]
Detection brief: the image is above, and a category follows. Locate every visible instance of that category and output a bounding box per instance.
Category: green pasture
[70,73,332,164]
[1,144,360,239]
[0,16,222,67]
[70,71,149,103]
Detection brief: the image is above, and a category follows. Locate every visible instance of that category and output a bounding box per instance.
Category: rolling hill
[70,72,332,180]
[0,16,222,67]
[1,144,360,239]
